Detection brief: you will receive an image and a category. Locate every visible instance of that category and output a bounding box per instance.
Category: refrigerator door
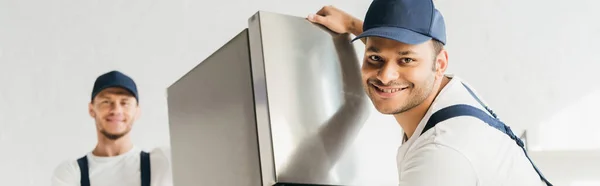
[167,29,263,186]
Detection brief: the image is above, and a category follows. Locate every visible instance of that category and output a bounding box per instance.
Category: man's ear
[88,102,95,118]
[435,49,449,77]
[135,105,141,120]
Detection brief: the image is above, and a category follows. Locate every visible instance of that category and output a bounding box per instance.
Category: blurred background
[0,0,598,185]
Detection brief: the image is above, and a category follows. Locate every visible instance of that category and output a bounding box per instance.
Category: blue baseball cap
[91,70,139,102]
[352,0,446,45]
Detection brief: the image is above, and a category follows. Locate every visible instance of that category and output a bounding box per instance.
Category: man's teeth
[377,87,404,93]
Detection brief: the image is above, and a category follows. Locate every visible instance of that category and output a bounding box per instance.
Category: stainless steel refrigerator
[167,11,397,186]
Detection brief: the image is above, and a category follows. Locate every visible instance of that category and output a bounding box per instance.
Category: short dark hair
[431,39,444,70]
[432,39,444,57]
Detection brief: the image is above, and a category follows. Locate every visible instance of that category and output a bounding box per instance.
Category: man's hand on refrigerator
[307,5,364,43]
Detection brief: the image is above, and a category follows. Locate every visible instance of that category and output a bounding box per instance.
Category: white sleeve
[398,143,478,186]
[50,160,79,186]
[150,146,174,186]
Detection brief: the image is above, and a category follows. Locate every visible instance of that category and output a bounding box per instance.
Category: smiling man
[308,0,552,185]
[51,70,172,186]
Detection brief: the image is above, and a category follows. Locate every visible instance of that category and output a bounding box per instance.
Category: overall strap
[140,151,151,186]
[420,83,553,186]
[76,151,151,186]
[77,156,90,186]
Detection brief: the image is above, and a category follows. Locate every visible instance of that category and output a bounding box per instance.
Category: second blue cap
[91,70,139,102]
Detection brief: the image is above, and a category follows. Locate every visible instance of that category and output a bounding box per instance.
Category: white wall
[529,150,600,186]
[0,0,598,185]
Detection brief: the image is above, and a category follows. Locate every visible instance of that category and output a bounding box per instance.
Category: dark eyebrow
[368,46,417,56]
[399,50,417,56]
[96,95,109,99]
[366,46,380,53]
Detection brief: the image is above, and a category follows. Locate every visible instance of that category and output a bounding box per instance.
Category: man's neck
[395,76,451,140]
[92,135,134,157]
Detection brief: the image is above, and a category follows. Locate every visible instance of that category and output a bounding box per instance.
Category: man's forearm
[349,17,365,44]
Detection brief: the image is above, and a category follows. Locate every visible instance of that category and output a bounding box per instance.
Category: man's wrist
[348,17,364,36]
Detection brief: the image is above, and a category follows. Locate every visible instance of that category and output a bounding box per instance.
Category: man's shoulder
[144,146,174,184]
[146,146,170,158]
[423,115,507,145]
[145,146,172,167]
[53,157,83,174]
[414,115,520,168]
[51,158,82,185]
[421,74,502,146]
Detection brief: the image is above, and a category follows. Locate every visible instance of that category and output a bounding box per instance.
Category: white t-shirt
[396,75,547,186]
[51,146,173,186]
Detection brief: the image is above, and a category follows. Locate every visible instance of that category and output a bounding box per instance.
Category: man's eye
[400,58,414,63]
[369,55,381,61]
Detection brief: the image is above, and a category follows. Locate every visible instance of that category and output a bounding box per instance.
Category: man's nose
[110,103,124,114]
[377,64,399,85]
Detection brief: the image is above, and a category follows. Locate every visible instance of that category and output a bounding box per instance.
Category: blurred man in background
[51,70,172,186]
[308,0,552,185]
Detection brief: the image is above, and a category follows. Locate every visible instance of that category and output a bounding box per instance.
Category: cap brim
[92,84,138,101]
[351,26,432,45]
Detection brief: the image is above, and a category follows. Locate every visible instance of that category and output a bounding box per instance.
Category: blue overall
[421,83,553,186]
[76,151,151,186]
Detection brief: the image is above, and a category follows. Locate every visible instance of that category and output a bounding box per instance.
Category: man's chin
[376,108,400,115]
[372,104,401,115]
[100,130,129,140]
[368,98,398,113]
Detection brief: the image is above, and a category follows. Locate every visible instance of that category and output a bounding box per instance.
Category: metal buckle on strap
[515,138,525,148]
[503,125,525,147]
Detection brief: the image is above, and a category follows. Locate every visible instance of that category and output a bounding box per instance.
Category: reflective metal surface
[167,29,263,186]
[168,11,394,186]
[249,11,371,185]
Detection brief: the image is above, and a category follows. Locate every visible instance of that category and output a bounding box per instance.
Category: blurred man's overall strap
[421,82,553,186]
[76,151,151,186]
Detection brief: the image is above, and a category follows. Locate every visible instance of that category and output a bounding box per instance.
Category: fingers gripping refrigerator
[167,11,398,186]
